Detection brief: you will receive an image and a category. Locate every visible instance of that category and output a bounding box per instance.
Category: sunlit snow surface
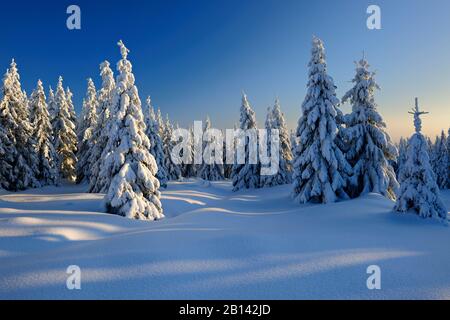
[0,179,449,299]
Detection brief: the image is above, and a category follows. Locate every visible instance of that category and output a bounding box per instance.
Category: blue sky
[1,0,449,140]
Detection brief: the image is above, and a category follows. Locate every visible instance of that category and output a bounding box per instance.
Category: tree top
[408,97,429,133]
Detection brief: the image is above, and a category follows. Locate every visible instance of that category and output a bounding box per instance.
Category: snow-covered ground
[0,180,449,299]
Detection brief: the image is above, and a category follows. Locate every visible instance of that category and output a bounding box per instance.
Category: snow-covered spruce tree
[430,135,439,175]
[427,137,435,170]
[144,96,169,188]
[447,128,450,188]
[54,76,77,182]
[16,65,41,188]
[223,130,233,179]
[228,123,240,180]
[65,87,77,126]
[156,108,165,137]
[291,37,351,203]
[290,129,298,160]
[0,59,40,190]
[29,80,59,186]
[394,98,447,220]
[434,130,448,189]
[76,78,98,183]
[88,61,116,193]
[261,99,293,187]
[0,73,21,190]
[182,126,197,178]
[341,57,398,200]
[259,106,273,187]
[47,86,57,120]
[426,136,433,154]
[198,116,224,181]
[232,93,261,191]
[102,40,163,220]
[162,114,182,181]
[0,125,17,190]
[396,137,408,179]
[47,86,59,142]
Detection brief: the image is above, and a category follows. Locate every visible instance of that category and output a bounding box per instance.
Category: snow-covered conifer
[396,137,408,179]
[341,56,398,200]
[144,96,168,188]
[88,61,116,193]
[290,130,298,158]
[76,78,98,183]
[54,76,77,182]
[394,98,447,220]
[0,59,40,190]
[0,71,20,190]
[0,126,17,190]
[261,99,293,187]
[103,40,163,220]
[65,87,77,126]
[47,86,57,120]
[29,80,59,186]
[181,126,196,178]
[291,37,351,203]
[47,86,58,142]
[260,106,273,187]
[426,136,433,154]
[232,93,261,191]
[430,135,440,175]
[434,130,448,189]
[228,123,240,181]
[223,131,233,179]
[155,108,165,137]
[162,114,182,180]
[447,128,450,188]
[198,116,224,181]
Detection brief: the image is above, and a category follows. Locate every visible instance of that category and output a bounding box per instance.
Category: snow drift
[0,180,449,299]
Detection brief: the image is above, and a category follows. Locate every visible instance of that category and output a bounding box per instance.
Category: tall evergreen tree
[103,40,164,220]
[396,137,408,179]
[222,129,233,179]
[47,86,57,120]
[232,93,261,191]
[47,86,58,142]
[89,61,116,193]
[198,116,224,181]
[430,135,440,176]
[0,66,21,190]
[144,96,168,188]
[447,128,450,189]
[54,76,77,182]
[426,136,433,155]
[162,114,182,180]
[341,56,398,200]
[76,78,98,183]
[181,125,197,178]
[260,106,274,187]
[15,64,41,188]
[0,126,16,190]
[65,87,77,126]
[434,130,448,189]
[0,59,40,190]
[394,98,447,220]
[156,108,165,138]
[261,99,293,187]
[29,80,59,186]
[292,37,350,203]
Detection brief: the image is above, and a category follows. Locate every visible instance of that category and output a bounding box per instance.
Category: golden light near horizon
[384,99,450,142]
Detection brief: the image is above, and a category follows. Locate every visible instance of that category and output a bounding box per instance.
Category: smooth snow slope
[0,180,449,299]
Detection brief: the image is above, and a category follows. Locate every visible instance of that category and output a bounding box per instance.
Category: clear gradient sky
[1,0,449,141]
